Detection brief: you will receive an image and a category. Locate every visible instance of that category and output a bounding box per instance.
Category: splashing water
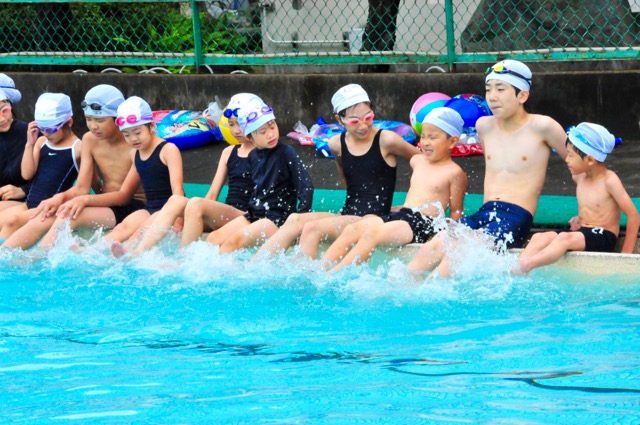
[1,223,640,423]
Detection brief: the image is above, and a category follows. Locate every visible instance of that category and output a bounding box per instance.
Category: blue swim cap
[83,84,125,117]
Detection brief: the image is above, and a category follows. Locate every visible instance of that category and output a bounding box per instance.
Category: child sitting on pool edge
[515,122,639,273]
[321,107,468,273]
[205,98,314,253]
[252,83,419,261]
[111,92,260,257]
[0,93,81,244]
[75,96,183,255]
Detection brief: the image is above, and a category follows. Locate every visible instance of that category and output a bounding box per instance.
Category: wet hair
[337,101,374,117]
[566,139,588,160]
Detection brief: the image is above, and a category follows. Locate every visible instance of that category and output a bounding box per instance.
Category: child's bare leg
[129,196,188,255]
[330,221,413,273]
[518,231,557,259]
[38,207,117,249]
[205,216,250,247]
[181,198,243,247]
[0,204,28,239]
[219,218,279,254]
[253,212,333,260]
[299,215,363,259]
[104,210,150,244]
[322,216,383,265]
[1,215,56,249]
[517,232,585,273]
[406,232,446,273]
[0,200,24,213]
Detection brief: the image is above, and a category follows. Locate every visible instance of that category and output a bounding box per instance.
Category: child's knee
[184,197,205,217]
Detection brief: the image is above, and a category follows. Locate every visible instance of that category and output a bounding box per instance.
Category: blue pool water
[1,234,640,423]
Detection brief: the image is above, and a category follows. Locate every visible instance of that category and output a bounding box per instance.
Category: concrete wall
[8,71,640,140]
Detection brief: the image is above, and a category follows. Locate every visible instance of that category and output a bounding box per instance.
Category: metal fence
[0,0,638,71]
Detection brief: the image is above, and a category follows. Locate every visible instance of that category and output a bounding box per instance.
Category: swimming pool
[1,235,640,423]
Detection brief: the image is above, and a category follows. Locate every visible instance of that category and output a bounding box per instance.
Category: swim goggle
[37,119,69,134]
[223,107,240,119]
[485,64,532,86]
[342,111,374,126]
[81,100,117,115]
[0,105,11,115]
[244,106,274,124]
[115,114,152,127]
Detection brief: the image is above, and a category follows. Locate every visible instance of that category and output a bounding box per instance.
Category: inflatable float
[153,110,222,151]
[288,120,417,159]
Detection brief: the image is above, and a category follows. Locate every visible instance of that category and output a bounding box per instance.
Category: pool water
[1,233,640,423]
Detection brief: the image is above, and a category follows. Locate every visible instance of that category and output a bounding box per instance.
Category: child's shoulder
[378,128,406,144]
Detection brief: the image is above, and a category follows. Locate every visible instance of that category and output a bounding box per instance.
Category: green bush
[0,2,260,55]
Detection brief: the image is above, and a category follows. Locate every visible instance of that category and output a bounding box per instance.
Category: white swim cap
[422,107,464,137]
[116,96,154,130]
[0,74,22,105]
[568,122,615,162]
[238,98,276,135]
[224,93,264,119]
[331,84,370,114]
[34,93,73,127]
[485,60,532,92]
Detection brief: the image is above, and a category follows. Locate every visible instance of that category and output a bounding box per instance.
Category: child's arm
[380,130,420,162]
[328,135,348,188]
[448,168,468,221]
[21,122,43,181]
[542,116,569,160]
[286,148,314,213]
[204,145,232,201]
[161,142,184,197]
[57,150,140,220]
[30,134,97,220]
[608,174,639,253]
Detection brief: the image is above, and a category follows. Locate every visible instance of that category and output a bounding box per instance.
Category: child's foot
[69,243,84,253]
[110,241,128,258]
[512,258,531,275]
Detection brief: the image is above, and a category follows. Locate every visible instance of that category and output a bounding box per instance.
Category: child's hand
[56,195,90,220]
[0,184,25,201]
[568,216,581,231]
[30,194,64,221]
[26,121,40,146]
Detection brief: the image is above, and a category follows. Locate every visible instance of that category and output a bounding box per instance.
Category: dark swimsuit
[135,141,173,214]
[458,201,534,249]
[225,145,253,211]
[340,129,396,217]
[244,143,314,227]
[381,207,436,243]
[25,139,80,209]
[558,227,618,252]
[0,120,30,196]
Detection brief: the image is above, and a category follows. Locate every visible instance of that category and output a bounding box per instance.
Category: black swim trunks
[559,227,618,253]
[110,199,146,225]
[381,207,435,243]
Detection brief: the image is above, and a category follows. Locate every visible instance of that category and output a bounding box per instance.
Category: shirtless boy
[407,59,569,277]
[322,107,467,273]
[516,122,639,273]
[1,84,145,249]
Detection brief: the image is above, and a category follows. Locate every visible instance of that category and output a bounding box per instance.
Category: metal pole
[191,0,203,71]
[444,0,455,72]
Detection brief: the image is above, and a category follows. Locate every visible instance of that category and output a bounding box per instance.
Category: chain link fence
[0,0,638,71]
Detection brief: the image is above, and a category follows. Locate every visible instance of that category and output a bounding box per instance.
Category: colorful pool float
[153,110,221,151]
[288,120,417,159]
